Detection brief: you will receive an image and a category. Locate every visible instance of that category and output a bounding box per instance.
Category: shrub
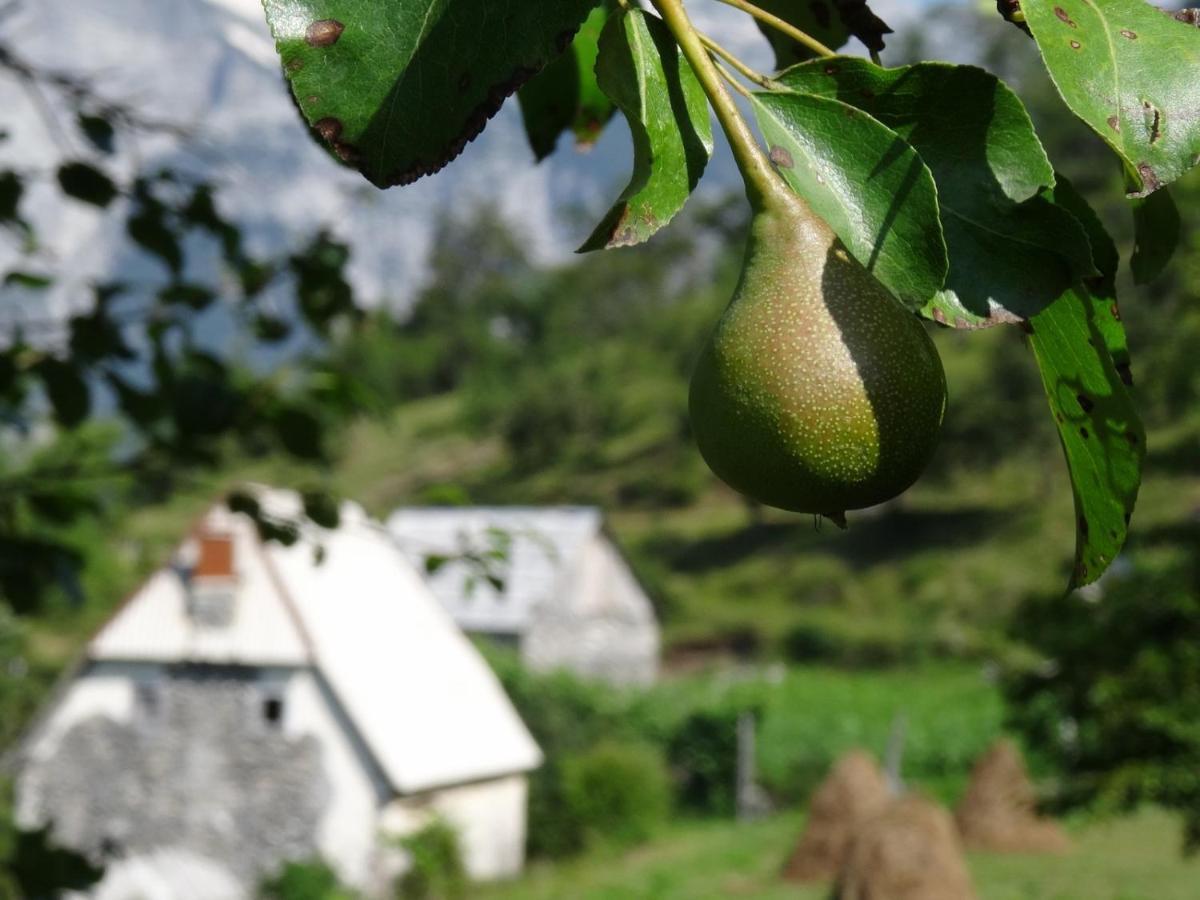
[1005,553,1200,849]
[257,860,354,900]
[395,820,465,900]
[666,708,746,816]
[561,742,671,847]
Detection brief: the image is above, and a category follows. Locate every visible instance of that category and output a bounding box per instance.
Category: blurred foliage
[561,742,671,847]
[1005,551,1200,850]
[0,38,367,613]
[0,779,103,899]
[394,820,466,900]
[257,859,355,900]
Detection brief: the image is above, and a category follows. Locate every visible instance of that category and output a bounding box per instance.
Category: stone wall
[22,664,328,886]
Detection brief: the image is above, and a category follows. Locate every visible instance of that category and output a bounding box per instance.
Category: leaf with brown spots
[578,9,713,252]
[1022,0,1200,196]
[261,0,597,188]
[1027,177,1143,591]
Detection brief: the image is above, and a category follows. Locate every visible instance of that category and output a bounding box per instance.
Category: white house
[386,507,660,686]
[14,491,541,898]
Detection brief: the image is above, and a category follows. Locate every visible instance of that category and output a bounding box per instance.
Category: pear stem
[650,0,784,210]
[713,0,837,58]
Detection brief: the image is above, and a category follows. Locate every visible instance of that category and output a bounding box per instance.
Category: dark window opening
[135,681,160,718]
[263,696,284,726]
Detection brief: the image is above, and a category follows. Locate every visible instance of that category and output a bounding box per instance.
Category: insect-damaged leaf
[579,9,713,252]
[1022,0,1200,196]
[261,0,596,188]
[1027,176,1142,590]
[777,58,1099,327]
[751,90,946,311]
[518,4,616,161]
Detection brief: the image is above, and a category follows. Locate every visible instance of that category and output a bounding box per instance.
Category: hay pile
[782,750,890,882]
[955,739,1070,853]
[835,793,977,900]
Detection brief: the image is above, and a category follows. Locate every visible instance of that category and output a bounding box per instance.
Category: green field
[479,808,1200,900]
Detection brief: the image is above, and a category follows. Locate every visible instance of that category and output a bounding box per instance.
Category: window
[263,696,284,726]
[135,680,161,718]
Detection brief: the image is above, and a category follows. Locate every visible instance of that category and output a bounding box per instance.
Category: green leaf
[261,0,596,188]
[753,1,850,69]
[752,1,892,69]
[159,282,216,310]
[3,272,52,290]
[1026,175,1140,589]
[518,4,615,160]
[1028,283,1143,589]
[750,90,946,311]
[302,489,341,528]
[1130,186,1181,285]
[579,9,713,252]
[35,358,89,428]
[77,114,116,154]
[1022,0,1200,196]
[777,58,1099,327]
[57,162,119,208]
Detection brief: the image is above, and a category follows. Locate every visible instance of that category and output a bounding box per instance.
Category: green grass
[642,664,1005,803]
[479,808,1200,900]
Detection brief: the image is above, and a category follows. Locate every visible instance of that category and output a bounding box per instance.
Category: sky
[0,0,942,322]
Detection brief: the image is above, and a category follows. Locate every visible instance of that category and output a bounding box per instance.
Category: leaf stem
[650,0,782,209]
[713,0,836,58]
[699,33,777,90]
[711,59,753,99]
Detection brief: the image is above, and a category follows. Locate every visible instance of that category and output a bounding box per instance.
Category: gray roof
[385,507,605,635]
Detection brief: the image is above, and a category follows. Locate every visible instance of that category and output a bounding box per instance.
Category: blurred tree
[0,35,368,613]
[1005,551,1200,850]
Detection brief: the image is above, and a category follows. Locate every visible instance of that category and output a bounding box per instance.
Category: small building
[14,491,541,898]
[386,507,659,686]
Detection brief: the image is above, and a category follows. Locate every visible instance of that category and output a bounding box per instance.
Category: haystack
[835,793,977,900]
[782,750,890,882]
[955,739,1070,853]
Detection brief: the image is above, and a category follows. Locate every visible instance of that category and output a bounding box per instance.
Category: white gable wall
[278,667,389,889]
[523,535,660,685]
[378,774,529,882]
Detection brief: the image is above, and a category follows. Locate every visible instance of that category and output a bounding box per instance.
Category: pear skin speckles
[689,197,947,515]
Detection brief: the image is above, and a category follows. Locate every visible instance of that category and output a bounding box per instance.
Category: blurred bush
[561,742,671,847]
[1005,549,1200,849]
[395,820,465,900]
[257,859,354,900]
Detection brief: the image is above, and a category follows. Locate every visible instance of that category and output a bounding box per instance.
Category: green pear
[689,192,947,519]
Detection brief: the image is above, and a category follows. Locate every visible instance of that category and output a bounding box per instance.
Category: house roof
[89,490,542,795]
[385,507,605,635]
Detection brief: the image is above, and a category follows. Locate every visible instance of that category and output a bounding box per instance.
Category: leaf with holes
[750,90,946,310]
[1022,0,1200,196]
[518,4,615,160]
[1027,175,1141,590]
[261,0,596,188]
[1130,186,1181,284]
[753,0,891,69]
[777,58,1099,327]
[1029,285,1142,589]
[579,9,713,252]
